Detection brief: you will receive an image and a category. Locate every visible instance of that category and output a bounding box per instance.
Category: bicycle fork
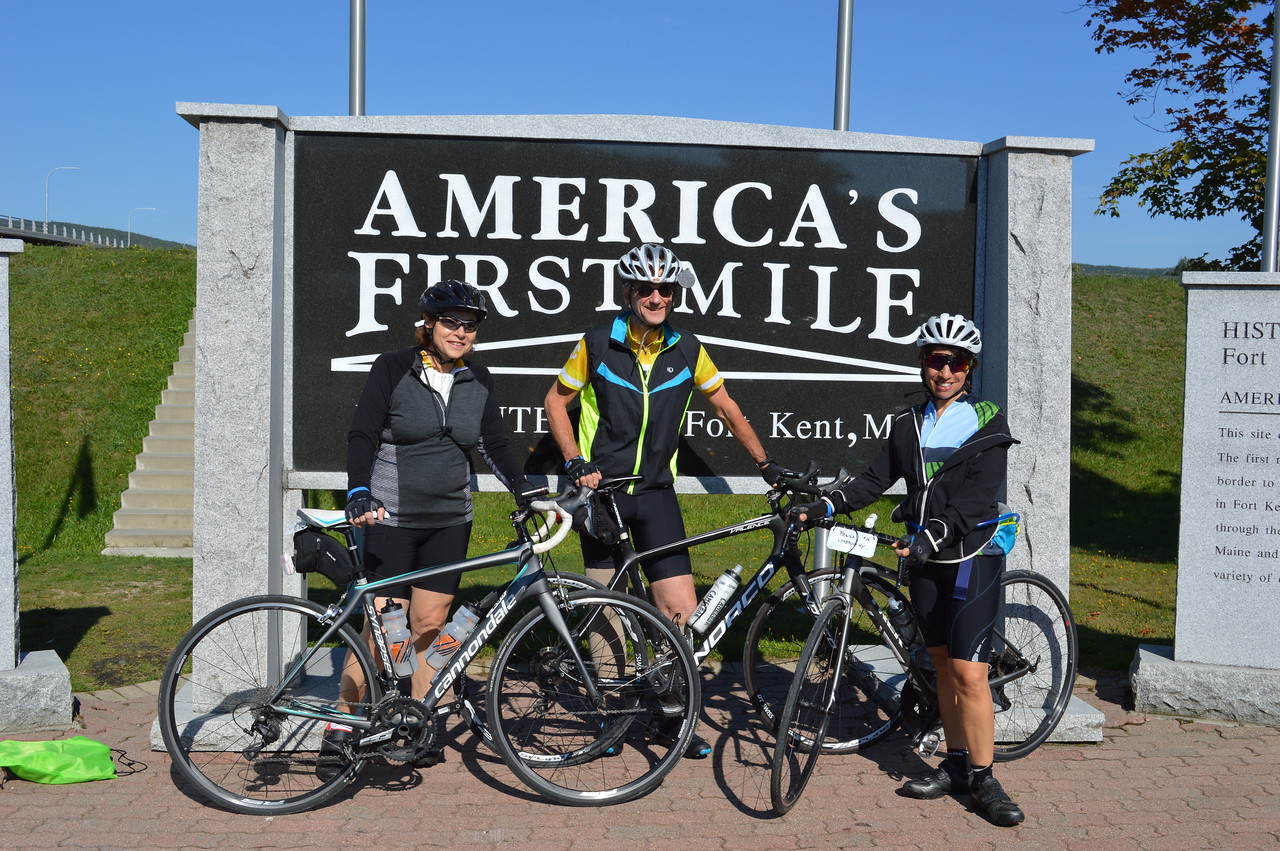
[534,585,610,707]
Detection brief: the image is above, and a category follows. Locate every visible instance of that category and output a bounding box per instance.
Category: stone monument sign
[1176,274,1280,668]
[1132,272,1280,723]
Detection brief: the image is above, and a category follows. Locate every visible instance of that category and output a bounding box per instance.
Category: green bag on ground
[0,736,116,784]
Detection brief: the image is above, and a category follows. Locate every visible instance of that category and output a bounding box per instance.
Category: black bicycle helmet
[419,280,488,321]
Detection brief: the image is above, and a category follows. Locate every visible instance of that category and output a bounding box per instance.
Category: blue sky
[1,0,1258,267]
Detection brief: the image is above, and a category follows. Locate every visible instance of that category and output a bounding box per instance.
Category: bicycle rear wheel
[745,567,905,752]
[487,589,699,806]
[991,570,1078,760]
[156,595,383,815]
[770,596,847,814]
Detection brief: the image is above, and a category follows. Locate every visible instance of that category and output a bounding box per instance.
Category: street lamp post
[45,166,80,225]
[127,207,156,248]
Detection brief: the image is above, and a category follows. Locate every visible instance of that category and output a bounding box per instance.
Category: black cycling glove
[345,488,385,522]
[564,456,600,482]
[757,457,795,487]
[513,478,540,509]
[898,534,937,569]
[788,499,832,531]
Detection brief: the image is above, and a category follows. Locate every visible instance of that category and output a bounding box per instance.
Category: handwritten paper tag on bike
[826,525,878,558]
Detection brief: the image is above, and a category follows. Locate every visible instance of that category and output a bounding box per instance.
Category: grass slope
[12,245,195,690]
[1069,272,1183,671]
[9,244,1181,688]
[12,245,195,559]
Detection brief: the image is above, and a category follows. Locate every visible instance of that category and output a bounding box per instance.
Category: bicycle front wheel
[156,595,382,815]
[459,570,606,751]
[745,568,905,752]
[770,596,846,815]
[991,570,1078,760]
[488,588,700,806]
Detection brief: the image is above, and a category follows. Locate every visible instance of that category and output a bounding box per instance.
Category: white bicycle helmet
[915,313,982,355]
[617,243,682,284]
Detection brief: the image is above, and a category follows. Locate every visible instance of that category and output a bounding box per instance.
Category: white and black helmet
[617,243,682,284]
[915,313,982,355]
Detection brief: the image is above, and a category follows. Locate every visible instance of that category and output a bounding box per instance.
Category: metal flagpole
[816,0,856,570]
[350,0,366,117]
[1261,1,1280,271]
[833,0,854,131]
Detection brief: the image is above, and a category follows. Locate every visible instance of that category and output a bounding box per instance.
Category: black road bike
[770,515,1077,814]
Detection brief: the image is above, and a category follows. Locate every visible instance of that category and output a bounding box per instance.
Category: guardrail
[0,216,124,248]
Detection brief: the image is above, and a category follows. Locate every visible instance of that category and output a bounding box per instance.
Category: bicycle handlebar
[525,501,574,554]
[771,461,822,496]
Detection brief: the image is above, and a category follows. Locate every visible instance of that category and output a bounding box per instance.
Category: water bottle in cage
[380,602,418,677]
[689,565,743,633]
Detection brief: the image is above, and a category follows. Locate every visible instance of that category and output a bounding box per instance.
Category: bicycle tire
[991,570,1078,761]
[770,596,846,814]
[459,571,606,751]
[157,595,383,815]
[487,588,700,806]
[745,567,906,752]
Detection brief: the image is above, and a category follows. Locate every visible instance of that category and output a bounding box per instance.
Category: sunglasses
[630,283,676,299]
[923,352,973,372]
[434,315,480,334]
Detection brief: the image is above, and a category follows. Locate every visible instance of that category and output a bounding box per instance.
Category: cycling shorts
[909,554,1002,663]
[580,487,691,582]
[362,521,471,599]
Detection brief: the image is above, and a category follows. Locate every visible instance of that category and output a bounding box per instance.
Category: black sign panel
[292,132,978,487]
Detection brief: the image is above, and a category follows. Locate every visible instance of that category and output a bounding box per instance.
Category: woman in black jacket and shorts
[322,280,529,771]
[793,313,1024,826]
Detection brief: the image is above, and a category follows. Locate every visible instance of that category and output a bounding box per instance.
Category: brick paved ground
[0,670,1276,850]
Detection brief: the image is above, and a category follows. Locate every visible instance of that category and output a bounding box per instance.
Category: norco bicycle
[558,468,859,729]
[453,467,826,753]
[770,514,1077,815]
[156,491,700,814]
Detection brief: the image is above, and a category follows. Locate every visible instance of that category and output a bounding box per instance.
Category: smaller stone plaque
[1176,274,1280,669]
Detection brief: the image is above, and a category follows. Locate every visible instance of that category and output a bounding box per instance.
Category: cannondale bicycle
[157,490,700,814]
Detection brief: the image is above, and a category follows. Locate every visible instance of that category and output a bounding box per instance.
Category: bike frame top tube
[605,509,814,663]
[614,511,788,585]
[270,535,535,705]
[355,545,526,596]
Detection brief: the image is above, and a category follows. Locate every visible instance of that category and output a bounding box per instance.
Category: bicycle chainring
[368,696,434,763]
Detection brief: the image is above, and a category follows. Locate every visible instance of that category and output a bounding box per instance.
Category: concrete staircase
[102,319,194,556]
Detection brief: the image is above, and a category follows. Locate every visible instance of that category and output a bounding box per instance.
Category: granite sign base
[0,650,73,733]
[1130,644,1280,725]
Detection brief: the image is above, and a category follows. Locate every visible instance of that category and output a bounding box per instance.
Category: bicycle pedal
[411,746,446,768]
[916,731,942,758]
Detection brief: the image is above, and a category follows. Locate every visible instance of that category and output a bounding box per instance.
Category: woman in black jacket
[321,280,529,775]
[794,313,1024,826]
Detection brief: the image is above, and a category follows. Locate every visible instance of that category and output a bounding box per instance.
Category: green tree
[1085,0,1272,269]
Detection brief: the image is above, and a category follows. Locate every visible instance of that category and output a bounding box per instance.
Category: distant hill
[50,221,190,250]
[1073,263,1175,278]
[2,217,190,251]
